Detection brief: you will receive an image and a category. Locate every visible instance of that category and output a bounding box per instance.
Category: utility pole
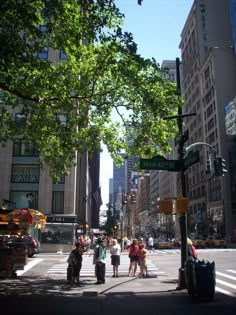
[164,58,196,289]
[176,57,187,289]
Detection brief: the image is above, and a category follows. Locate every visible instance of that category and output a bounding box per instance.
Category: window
[15,113,27,129]
[59,50,67,60]
[11,165,40,183]
[52,192,64,214]
[53,174,65,184]
[10,191,38,209]
[13,140,38,156]
[38,47,48,59]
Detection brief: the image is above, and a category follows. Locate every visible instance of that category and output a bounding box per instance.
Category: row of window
[9,190,64,214]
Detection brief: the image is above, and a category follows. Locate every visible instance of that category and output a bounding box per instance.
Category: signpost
[140,151,199,171]
[183,151,200,170]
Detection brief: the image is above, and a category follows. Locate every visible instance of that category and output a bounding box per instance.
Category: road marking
[216,271,236,281]
[17,258,43,276]
[216,278,236,290]
[227,269,236,274]
[215,286,236,297]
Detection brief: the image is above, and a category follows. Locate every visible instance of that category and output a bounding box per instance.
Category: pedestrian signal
[176,197,189,214]
[159,199,173,215]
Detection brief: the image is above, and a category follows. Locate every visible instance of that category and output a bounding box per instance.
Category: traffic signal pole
[176,58,188,290]
[164,58,196,289]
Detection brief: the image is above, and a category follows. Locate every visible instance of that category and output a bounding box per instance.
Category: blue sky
[100,0,194,207]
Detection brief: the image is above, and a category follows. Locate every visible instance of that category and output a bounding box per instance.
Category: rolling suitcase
[195,259,215,300]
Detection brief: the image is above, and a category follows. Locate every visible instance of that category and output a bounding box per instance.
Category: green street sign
[140,156,181,171]
[184,151,199,170]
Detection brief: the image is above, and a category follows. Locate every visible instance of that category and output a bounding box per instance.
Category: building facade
[179,0,236,239]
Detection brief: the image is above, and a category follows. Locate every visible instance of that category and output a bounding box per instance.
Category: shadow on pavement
[0,275,235,314]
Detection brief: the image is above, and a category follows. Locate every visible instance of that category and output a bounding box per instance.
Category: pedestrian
[138,243,148,278]
[148,234,154,252]
[93,237,107,284]
[138,237,146,248]
[187,237,197,259]
[128,238,139,277]
[110,239,121,277]
[67,242,86,285]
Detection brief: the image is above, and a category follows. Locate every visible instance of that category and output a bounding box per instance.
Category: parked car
[21,235,40,257]
[0,234,40,257]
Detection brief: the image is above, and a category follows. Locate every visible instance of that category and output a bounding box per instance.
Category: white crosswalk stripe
[46,255,163,277]
[215,269,236,296]
[152,248,236,255]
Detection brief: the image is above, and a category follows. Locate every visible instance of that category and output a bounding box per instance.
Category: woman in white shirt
[110,239,121,277]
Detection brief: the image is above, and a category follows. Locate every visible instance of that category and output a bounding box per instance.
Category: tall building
[148,60,178,238]
[112,154,126,222]
[179,0,236,239]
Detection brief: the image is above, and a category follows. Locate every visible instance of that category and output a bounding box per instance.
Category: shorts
[111,255,120,266]
[130,255,139,262]
[139,260,147,268]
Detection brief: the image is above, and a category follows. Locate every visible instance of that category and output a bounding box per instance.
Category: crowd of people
[67,235,155,286]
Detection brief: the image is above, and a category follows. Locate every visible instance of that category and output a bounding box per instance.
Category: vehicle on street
[172,237,181,247]
[0,234,40,257]
[155,239,173,249]
[205,235,226,248]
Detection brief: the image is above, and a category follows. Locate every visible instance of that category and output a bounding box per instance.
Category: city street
[0,248,235,314]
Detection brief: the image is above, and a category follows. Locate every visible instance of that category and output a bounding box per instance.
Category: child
[138,243,148,278]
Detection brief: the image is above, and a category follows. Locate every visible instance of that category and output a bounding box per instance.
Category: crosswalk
[215,270,236,297]
[46,254,236,297]
[152,248,236,255]
[46,254,163,278]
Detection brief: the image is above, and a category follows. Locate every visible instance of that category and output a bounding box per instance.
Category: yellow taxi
[206,236,226,248]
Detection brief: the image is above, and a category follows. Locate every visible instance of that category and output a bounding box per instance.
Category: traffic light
[122,194,127,204]
[159,199,173,215]
[206,158,211,174]
[176,197,189,214]
[131,193,136,204]
[113,225,118,230]
[221,158,227,175]
[214,157,227,176]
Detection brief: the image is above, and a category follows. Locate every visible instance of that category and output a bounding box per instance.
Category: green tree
[0,0,182,180]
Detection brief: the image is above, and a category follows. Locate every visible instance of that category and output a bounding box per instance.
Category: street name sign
[184,150,199,170]
[140,156,181,171]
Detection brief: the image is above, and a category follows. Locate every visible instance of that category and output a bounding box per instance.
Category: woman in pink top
[128,239,139,276]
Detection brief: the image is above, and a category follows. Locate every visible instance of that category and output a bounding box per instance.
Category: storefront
[40,215,77,253]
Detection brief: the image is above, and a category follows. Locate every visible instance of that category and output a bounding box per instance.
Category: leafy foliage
[0,0,182,179]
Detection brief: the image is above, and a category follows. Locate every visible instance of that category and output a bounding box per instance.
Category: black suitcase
[195,260,215,300]
[67,264,72,283]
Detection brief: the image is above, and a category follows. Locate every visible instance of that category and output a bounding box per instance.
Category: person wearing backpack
[93,237,107,284]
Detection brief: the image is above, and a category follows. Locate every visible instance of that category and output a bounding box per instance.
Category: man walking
[148,235,154,252]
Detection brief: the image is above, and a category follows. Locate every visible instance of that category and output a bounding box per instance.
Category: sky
[100,0,194,208]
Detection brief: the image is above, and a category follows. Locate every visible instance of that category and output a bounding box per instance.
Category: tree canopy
[0,0,182,179]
